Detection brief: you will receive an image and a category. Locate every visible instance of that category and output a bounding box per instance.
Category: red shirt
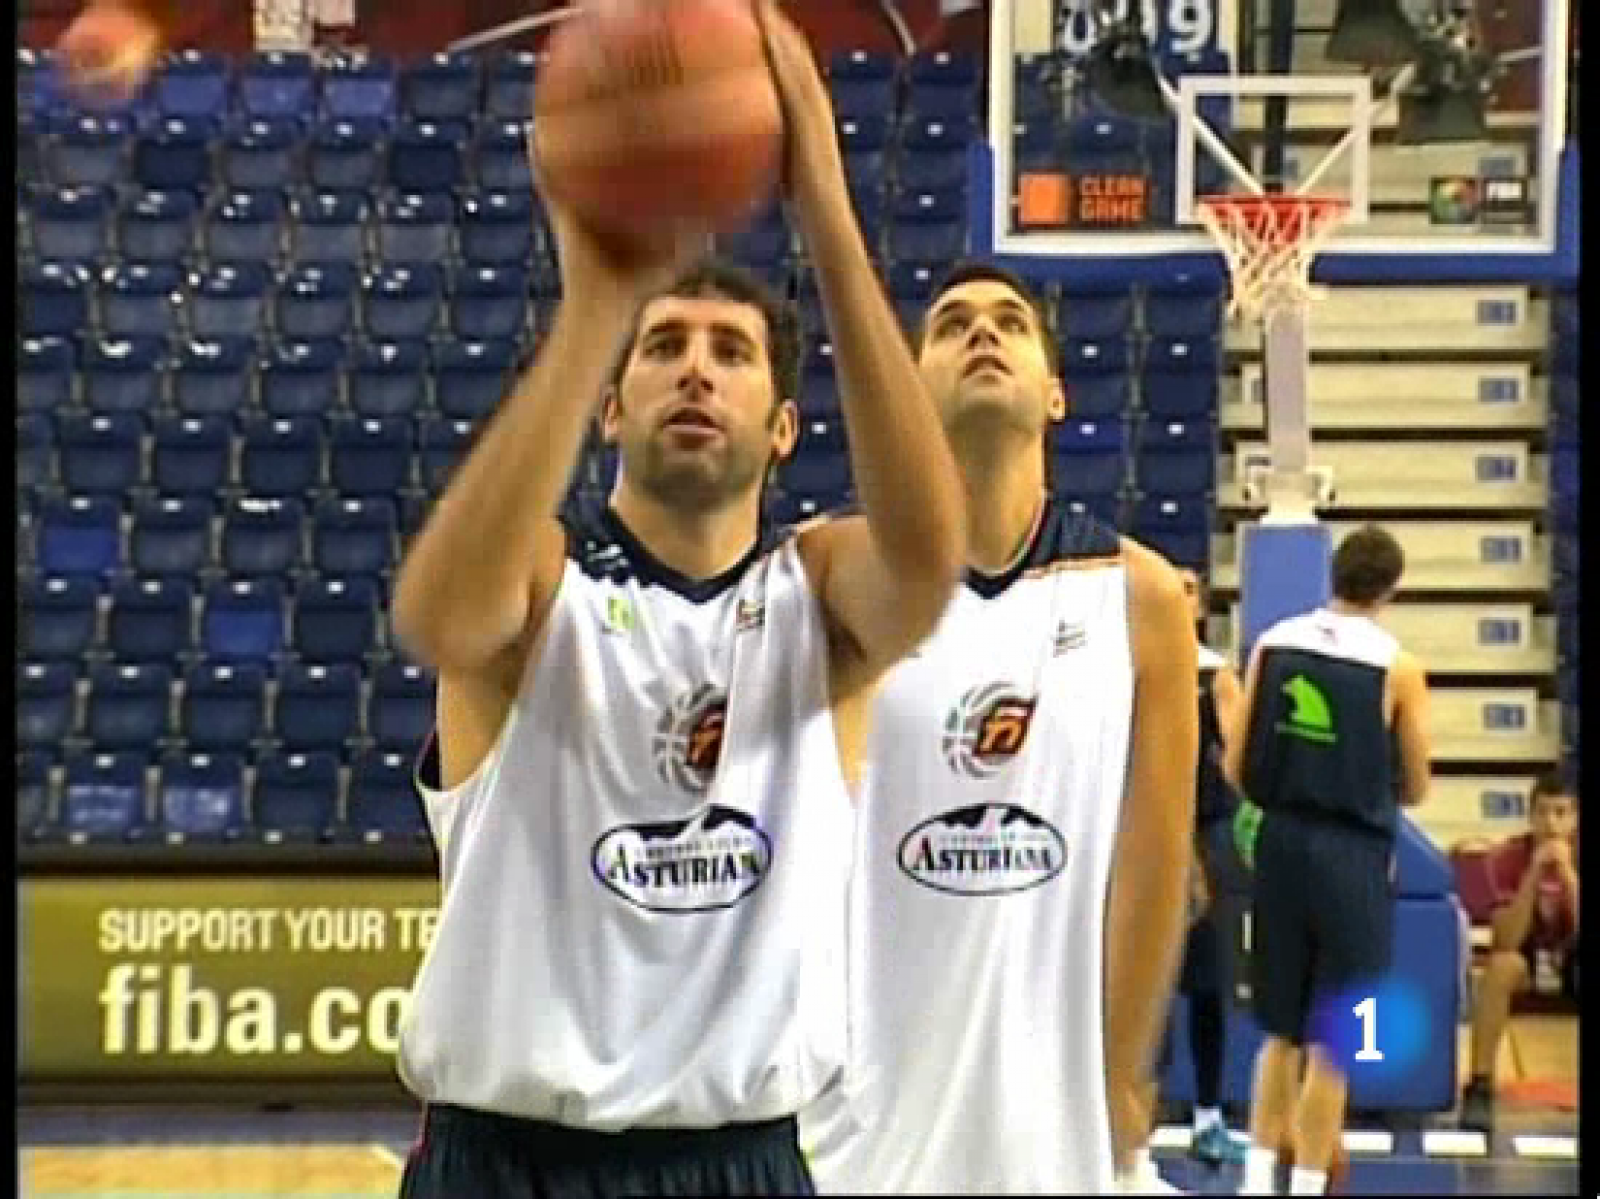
[1489,832,1579,951]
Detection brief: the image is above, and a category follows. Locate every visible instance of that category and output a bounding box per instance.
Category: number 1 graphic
[1352,996,1384,1062]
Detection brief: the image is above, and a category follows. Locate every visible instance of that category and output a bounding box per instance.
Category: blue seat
[1131,496,1211,570]
[830,76,896,121]
[201,578,287,663]
[61,752,150,843]
[1142,369,1218,419]
[22,262,92,337]
[901,115,976,155]
[86,661,173,750]
[367,661,434,751]
[289,188,370,264]
[1145,290,1223,338]
[1066,375,1132,418]
[350,339,429,417]
[133,117,212,192]
[402,52,479,122]
[843,148,889,200]
[181,662,267,752]
[1061,335,1132,379]
[275,261,357,339]
[449,265,528,341]
[153,50,229,123]
[890,188,966,225]
[328,416,413,495]
[19,336,76,413]
[483,51,538,120]
[18,750,55,839]
[252,751,340,842]
[784,449,852,512]
[107,576,194,661]
[898,146,969,194]
[291,576,379,662]
[157,752,247,841]
[221,496,305,577]
[238,415,322,495]
[56,411,144,495]
[887,217,967,266]
[203,190,286,265]
[307,117,386,192]
[151,414,230,495]
[458,189,536,266]
[221,117,302,191]
[97,262,182,338]
[19,661,78,748]
[361,263,443,339]
[375,190,455,264]
[236,52,317,121]
[471,119,533,192]
[719,208,791,269]
[30,185,113,264]
[117,188,200,263]
[319,54,398,123]
[173,336,254,416]
[1050,417,1128,497]
[1060,288,1135,339]
[312,497,398,578]
[273,661,362,750]
[38,495,122,577]
[189,261,273,339]
[130,496,213,577]
[905,80,977,124]
[1145,335,1220,374]
[907,48,978,88]
[388,121,468,192]
[18,412,54,493]
[46,113,132,189]
[835,113,891,155]
[828,48,896,81]
[346,750,429,842]
[416,416,475,494]
[432,339,514,420]
[259,338,345,417]
[22,575,98,661]
[82,336,166,414]
[1136,418,1214,496]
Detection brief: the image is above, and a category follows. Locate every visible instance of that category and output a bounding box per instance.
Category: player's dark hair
[1330,524,1405,606]
[613,258,801,406]
[921,259,1060,374]
[1531,770,1575,806]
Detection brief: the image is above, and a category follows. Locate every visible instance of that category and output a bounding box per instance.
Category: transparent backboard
[981,0,1576,280]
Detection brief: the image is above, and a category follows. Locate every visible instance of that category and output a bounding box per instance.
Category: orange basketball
[533,0,784,251]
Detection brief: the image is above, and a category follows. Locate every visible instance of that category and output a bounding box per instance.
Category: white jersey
[801,502,1135,1194]
[398,506,855,1131]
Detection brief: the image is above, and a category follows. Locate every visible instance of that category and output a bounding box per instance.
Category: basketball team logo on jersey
[652,683,729,794]
[896,802,1067,897]
[941,683,1038,778]
[592,805,773,914]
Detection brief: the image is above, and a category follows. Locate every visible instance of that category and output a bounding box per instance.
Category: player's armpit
[1391,650,1433,807]
[1102,541,1199,1165]
[797,513,962,682]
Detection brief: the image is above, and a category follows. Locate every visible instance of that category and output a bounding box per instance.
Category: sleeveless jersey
[800,501,1133,1194]
[397,505,855,1131]
[1195,645,1237,827]
[1241,607,1401,838]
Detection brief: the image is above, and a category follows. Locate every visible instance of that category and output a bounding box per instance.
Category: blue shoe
[1190,1122,1248,1167]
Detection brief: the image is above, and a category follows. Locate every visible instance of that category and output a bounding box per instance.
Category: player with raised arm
[801,262,1198,1194]
[1225,525,1432,1197]
[385,8,966,1196]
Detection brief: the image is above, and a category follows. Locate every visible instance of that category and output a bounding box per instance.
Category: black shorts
[400,1103,816,1199]
[1249,811,1395,1046]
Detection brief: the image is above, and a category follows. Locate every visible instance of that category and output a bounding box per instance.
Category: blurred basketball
[57,0,165,103]
[533,0,784,252]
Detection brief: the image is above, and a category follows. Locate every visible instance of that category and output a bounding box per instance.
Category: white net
[1196,196,1350,321]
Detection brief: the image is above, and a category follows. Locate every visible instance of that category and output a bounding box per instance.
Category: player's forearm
[1493,874,1541,950]
[393,298,633,670]
[799,198,965,615]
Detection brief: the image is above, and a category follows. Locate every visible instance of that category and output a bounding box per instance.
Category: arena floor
[21,1016,1577,1197]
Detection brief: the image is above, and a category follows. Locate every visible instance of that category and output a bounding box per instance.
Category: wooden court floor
[21,1015,1578,1197]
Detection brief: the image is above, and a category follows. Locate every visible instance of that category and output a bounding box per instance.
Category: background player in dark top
[1224,526,1432,1197]
[1460,771,1579,1132]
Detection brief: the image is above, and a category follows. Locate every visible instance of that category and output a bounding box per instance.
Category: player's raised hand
[58,1,163,103]
[751,1,850,218]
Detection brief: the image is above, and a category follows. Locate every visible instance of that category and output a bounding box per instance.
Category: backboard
[977,0,1577,283]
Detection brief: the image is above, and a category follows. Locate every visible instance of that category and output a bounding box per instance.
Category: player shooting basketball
[800,263,1197,1193]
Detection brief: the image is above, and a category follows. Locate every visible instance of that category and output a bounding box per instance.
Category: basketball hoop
[1195,194,1350,322]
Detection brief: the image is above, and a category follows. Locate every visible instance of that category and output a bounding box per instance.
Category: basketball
[533,0,784,252]
[57,0,165,102]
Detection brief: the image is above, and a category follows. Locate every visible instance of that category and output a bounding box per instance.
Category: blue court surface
[19,1104,1578,1196]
